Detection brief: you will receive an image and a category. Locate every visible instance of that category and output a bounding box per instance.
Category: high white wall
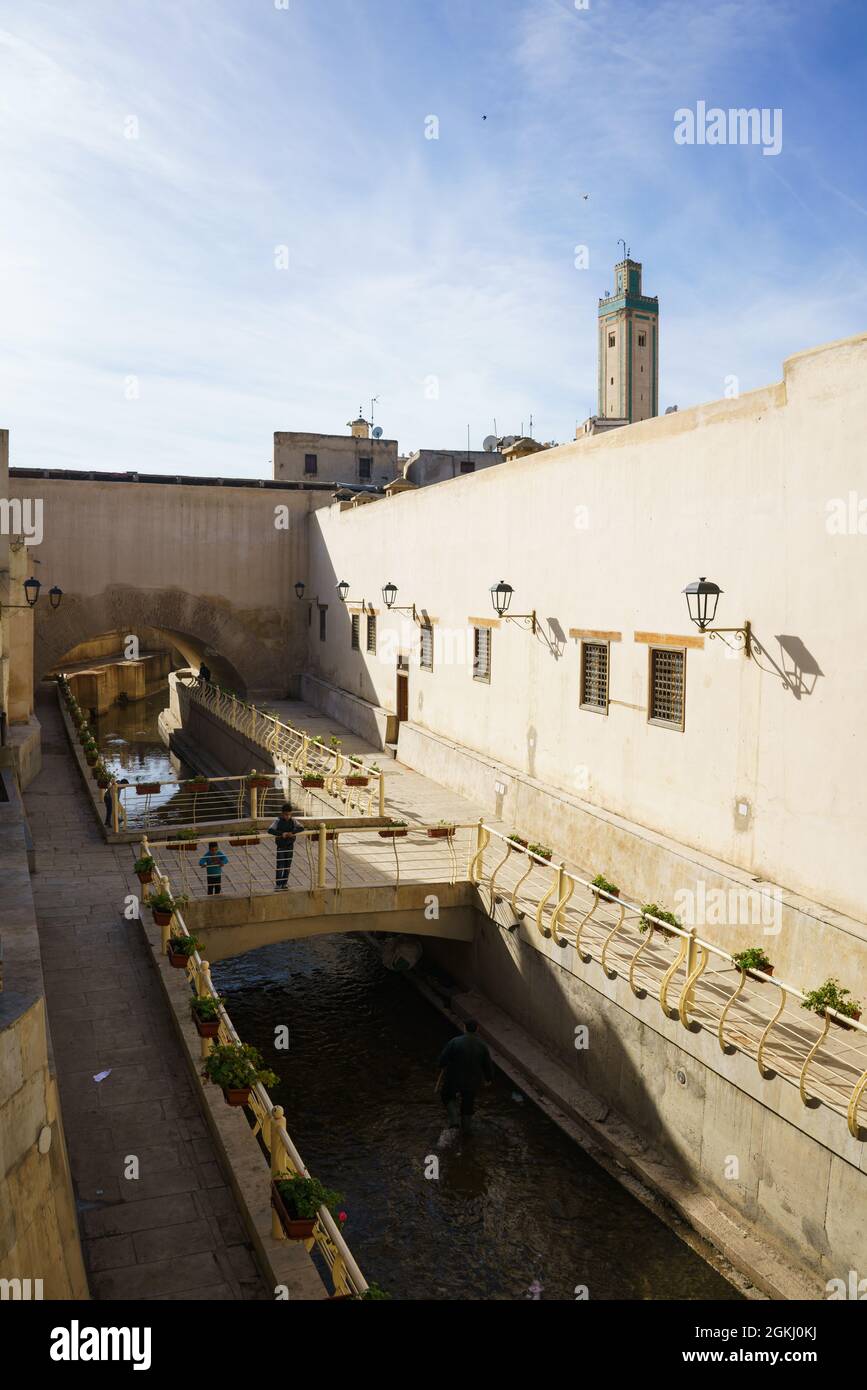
[306,333,867,924]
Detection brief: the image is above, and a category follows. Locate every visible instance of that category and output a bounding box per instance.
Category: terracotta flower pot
[185,782,209,794]
[167,945,191,968]
[191,1007,220,1038]
[747,963,775,983]
[168,842,199,853]
[153,909,173,926]
[302,777,325,789]
[229,836,260,847]
[247,779,270,791]
[344,776,368,787]
[379,829,408,838]
[223,1086,251,1107]
[136,869,153,885]
[137,783,161,795]
[830,1009,861,1031]
[271,1181,316,1240]
[427,827,455,839]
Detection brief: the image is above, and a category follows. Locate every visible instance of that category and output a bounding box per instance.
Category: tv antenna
[370,395,380,423]
[618,238,631,261]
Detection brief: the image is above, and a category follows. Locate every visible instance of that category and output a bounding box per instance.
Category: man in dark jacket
[436,1019,494,1131]
[267,802,300,890]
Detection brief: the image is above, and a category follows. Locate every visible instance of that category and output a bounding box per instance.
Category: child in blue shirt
[199,841,228,896]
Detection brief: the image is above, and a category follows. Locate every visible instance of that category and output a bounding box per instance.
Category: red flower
[338,1211,347,1224]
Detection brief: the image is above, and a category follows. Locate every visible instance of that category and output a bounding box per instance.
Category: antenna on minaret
[618,237,630,261]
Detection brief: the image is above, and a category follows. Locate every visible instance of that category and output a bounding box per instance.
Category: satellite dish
[372,425,383,439]
[482,435,497,452]
[501,435,516,448]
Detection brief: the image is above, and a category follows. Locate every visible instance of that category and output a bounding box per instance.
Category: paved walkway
[24,688,270,1301]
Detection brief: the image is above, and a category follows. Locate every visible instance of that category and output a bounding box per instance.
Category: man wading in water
[435,1019,494,1133]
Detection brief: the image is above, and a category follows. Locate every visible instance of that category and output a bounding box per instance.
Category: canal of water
[95,694,742,1301]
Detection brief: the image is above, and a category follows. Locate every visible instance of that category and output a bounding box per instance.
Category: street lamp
[335,580,364,605]
[683,577,752,658]
[382,582,417,620]
[294,581,305,601]
[0,576,64,616]
[490,580,536,634]
[49,585,63,610]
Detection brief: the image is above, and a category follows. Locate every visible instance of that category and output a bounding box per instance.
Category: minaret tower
[597,253,659,422]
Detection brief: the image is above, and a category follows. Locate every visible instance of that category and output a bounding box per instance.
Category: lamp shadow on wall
[540,618,568,661]
[753,633,824,701]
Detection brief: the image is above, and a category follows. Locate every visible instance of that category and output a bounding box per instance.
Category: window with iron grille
[580,641,609,712]
[304,453,318,476]
[649,647,685,728]
[473,626,491,682]
[319,606,327,642]
[608,333,616,347]
[359,456,372,480]
[366,615,377,654]
[351,614,360,650]
[420,623,434,671]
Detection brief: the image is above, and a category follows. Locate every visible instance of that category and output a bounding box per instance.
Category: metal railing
[115,771,375,833]
[147,822,471,897]
[140,836,368,1299]
[467,823,867,1142]
[176,671,386,816]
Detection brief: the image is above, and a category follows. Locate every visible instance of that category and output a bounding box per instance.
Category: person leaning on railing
[267,803,302,890]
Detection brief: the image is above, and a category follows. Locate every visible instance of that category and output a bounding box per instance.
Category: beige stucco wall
[305,333,867,926]
[6,477,312,696]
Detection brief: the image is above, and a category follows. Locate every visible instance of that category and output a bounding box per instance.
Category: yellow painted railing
[140,837,368,1299]
[177,671,386,816]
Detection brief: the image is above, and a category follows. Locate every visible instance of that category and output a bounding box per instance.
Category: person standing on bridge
[435,1019,494,1133]
[267,803,301,890]
[199,841,228,896]
[198,662,212,685]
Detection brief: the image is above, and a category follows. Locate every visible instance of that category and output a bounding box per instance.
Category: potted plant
[732,946,775,982]
[329,736,342,751]
[528,842,553,863]
[93,761,109,785]
[427,821,456,839]
[271,1173,343,1241]
[344,771,369,787]
[190,993,224,1038]
[802,978,862,1030]
[134,855,156,884]
[507,832,528,851]
[229,823,261,847]
[136,781,161,795]
[379,821,409,838]
[149,890,188,927]
[84,742,99,767]
[201,1042,278,1107]
[639,903,681,939]
[592,873,620,899]
[246,770,271,791]
[301,774,326,788]
[166,932,203,968]
[167,828,200,853]
[360,1282,391,1300]
[183,777,209,795]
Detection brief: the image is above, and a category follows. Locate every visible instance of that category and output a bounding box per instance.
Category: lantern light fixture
[683,577,752,657]
[335,579,364,606]
[24,576,41,607]
[294,581,305,601]
[490,580,536,634]
[381,582,417,620]
[0,574,64,617]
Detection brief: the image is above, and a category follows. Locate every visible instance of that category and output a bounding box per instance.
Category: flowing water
[212,933,743,1302]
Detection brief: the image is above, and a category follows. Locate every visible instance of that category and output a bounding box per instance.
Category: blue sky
[1,0,866,476]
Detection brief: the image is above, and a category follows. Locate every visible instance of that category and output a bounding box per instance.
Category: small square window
[305,454,318,476]
[351,614,360,650]
[473,626,491,683]
[580,641,609,713]
[420,624,434,671]
[366,615,377,654]
[319,606,327,642]
[359,457,372,480]
[649,647,685,730]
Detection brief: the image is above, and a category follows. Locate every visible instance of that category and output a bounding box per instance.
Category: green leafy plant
[329,735,342,749]
[639,903,682,935]
[732,947,773,974]
[201,1042,279,1091]
[507,831,528,849]
[801,978,861,1022]
[191,993,224,1021]
[149,890,189,915]
[360,1282,391,1300]
[592,873,620,897]
[273,1174,342,1221]
[133,856,155,876]
[172,827,199,841]
[528,842,553,862]
[168,933,203,958]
